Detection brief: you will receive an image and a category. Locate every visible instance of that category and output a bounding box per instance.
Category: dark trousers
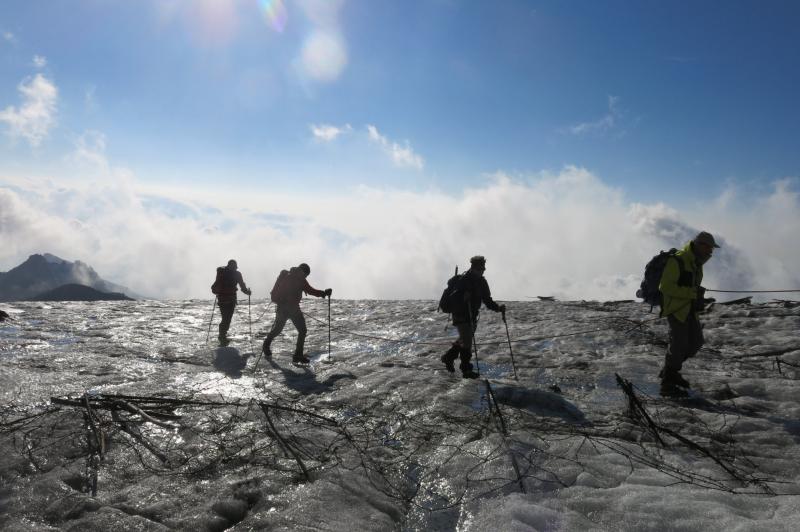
[664,312,704,373]
[265,305,307,356]
[443,321,477,372]
[218,300,236,338]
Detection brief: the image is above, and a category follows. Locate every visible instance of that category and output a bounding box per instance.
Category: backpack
[270,270,291,304]
[211,266,236,295]
[211,267,224,295]
[636,249,683,310]
[438,268,467,314]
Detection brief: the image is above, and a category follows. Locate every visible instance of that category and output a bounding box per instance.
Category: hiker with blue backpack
[439,256,506,379]
[652,231,719,397]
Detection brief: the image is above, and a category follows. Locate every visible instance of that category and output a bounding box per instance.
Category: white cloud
[2,31,15,44]
[367,125,425,170]
[3,166,797,302]
[565,95,620,135]
[0,74,58,147]
[32,55,47,68]
[310,123,351,141]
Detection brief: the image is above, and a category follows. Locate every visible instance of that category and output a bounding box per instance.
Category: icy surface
[1,298,799,531]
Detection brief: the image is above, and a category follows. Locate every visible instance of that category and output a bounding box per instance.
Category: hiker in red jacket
[262,263,331,364]
[212,260,251,345]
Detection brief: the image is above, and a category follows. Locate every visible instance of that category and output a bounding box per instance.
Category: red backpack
[270,270,290,303]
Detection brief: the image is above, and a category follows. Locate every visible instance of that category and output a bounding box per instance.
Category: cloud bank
[2,166,798,302]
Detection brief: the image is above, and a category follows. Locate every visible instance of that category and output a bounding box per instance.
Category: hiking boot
[460,361,478,379]
[218,335,230,347]
[660,382,689,398]
[672,373,690,388]
[659,368,690,388]
[293,354,310,364]
[440,343,460,373]
[261,339,272,358]
[440,354,455,373]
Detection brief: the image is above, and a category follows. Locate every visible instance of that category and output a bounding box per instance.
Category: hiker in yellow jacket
[658,231,719,396]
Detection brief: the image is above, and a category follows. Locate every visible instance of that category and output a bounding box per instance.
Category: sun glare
[259,0,288,33]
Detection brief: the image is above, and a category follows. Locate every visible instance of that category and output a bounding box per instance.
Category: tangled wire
[0,373,786,516]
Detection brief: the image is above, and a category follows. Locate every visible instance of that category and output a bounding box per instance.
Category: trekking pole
[252,303,276,374]
[467,300,480,376]
[327,295,332,361]
[248,294,254,355]
[502,309,518,380]
[251,339,264,374]
[205,297,217,344]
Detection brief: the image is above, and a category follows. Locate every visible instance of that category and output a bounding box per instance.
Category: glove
[499,304,507,313]
[243,288,252,296]
[693,286,706,311]
[324,288,333,297]
[693,287,706,311]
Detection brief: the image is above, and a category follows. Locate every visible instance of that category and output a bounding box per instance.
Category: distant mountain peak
[0,252,137,302]
[41,253,67,264]
[29,283,134,302]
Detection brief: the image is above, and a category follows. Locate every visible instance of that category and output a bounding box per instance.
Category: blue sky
[1,1,799,299]
[2,0,797,199]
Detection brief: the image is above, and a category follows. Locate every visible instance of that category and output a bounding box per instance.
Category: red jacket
[273,267,325,307]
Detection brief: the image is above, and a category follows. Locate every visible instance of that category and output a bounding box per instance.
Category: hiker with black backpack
[211,260,252,346]
[640,231,719,397]
[439,256,506,379]
[261,263,332,364]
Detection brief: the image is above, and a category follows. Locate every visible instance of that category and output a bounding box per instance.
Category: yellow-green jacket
[659,242,702,322]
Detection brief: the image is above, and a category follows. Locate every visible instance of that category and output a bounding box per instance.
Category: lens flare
[259,0,288,32]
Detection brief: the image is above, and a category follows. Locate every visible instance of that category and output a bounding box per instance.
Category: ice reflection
[1,299,799,531]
